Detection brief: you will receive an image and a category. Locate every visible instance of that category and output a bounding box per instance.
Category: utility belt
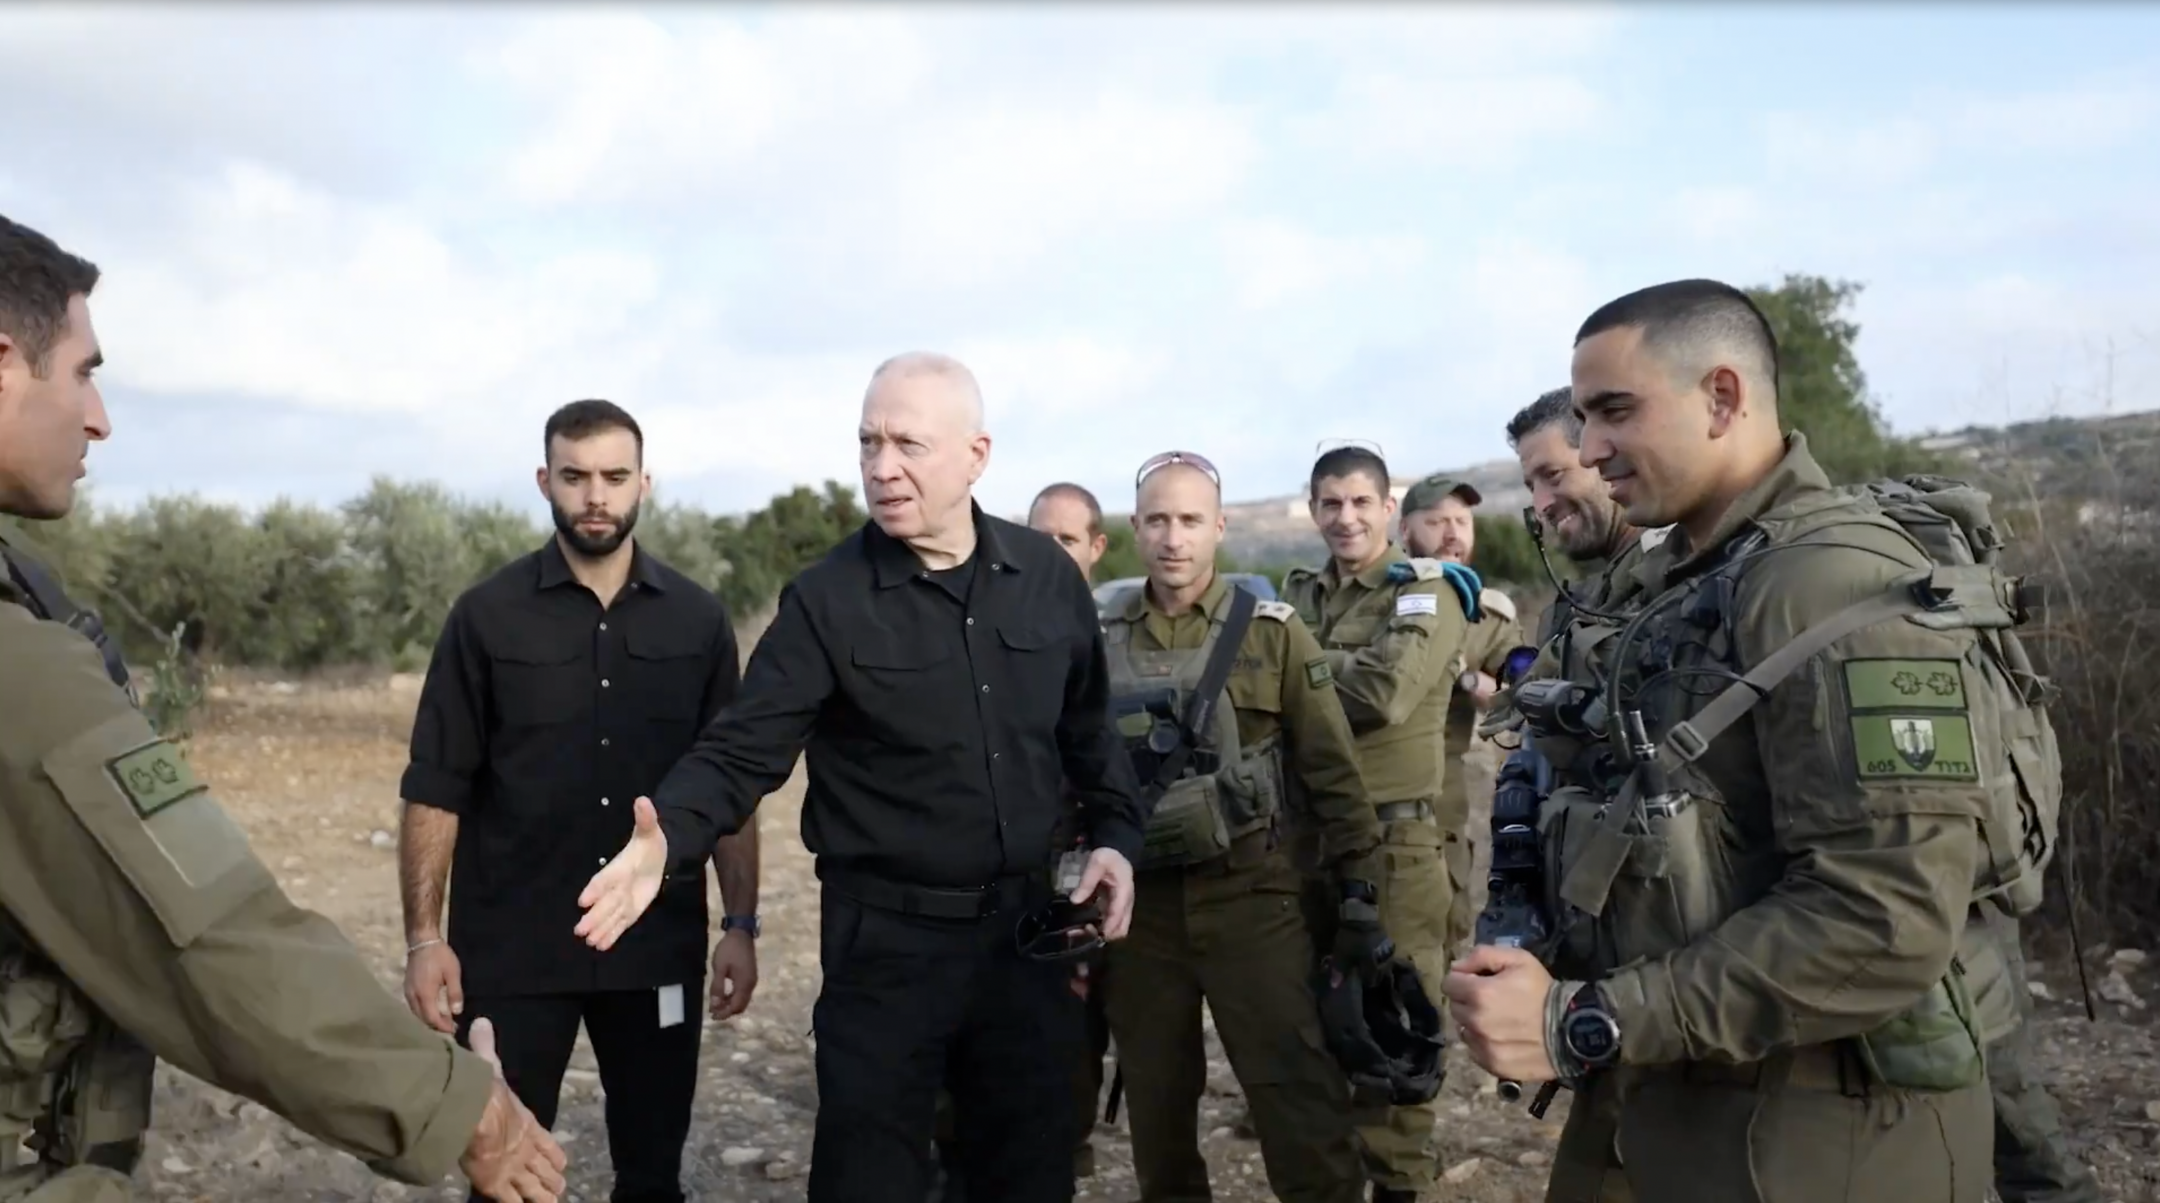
[1374,799,1435,825]
[815,864,1046,921]
[1665,1041,1869,1096]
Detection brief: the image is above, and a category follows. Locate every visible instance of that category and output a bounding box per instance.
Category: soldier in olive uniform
[0,212,567,1203]
[1447,279,2023,1202]
[1282,447,1476,1203]
[1491,387,1651,1203]
[1396,475,1523,957]
[1101,451,1390,1203]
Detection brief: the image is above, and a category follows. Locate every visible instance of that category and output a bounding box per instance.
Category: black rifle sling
[1148,584,1257,795]
[1,538,135,694]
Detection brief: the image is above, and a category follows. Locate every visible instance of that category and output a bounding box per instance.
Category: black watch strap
[722,914,761,938]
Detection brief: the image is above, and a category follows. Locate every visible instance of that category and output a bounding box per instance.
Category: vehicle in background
[1091,571,1278,616]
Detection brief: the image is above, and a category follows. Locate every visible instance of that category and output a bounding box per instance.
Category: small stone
[1443,1157,1484,1183]
[720,1146,763,1167]
[160,1155,191,1174]
[1208,1126,1233,1141]
[1516,1149,1551,1168]
[2144,1100,2160,1123]
[765,1157,805,1180]
[369,829,394,850]
[2112,948,2148,969]
[2027,979,2053,1000]
[730,1051,751,1064]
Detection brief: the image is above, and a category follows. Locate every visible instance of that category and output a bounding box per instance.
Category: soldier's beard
[1553,498,1624,563]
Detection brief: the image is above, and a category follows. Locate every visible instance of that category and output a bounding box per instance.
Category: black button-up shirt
[649,502,1146,891]
[400,538,739,995]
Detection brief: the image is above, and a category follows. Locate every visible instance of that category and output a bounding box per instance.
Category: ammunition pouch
[1853,965,1986,1093]
[1138,735,1285,872]
[1537,757,1743,979]
[0,928,151,1188]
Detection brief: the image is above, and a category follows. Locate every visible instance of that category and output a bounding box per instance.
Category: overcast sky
[7,2,2157,523]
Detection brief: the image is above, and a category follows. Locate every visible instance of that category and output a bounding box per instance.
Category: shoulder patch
[1305,657,1333,689]
[42,713,274,949]
[1480,588,1517,622]
[1396,592,1440,617]
[1253,600,1296,624]
[107,738,207,818]
[1841,658,1979,783]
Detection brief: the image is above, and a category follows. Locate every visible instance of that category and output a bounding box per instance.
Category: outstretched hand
[573,796,669,950]
[460,1018,569,1202]
[1071,847,1135,941]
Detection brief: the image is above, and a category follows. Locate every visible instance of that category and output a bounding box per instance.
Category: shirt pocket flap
[996,622,1062,653]
[851,633,941,671]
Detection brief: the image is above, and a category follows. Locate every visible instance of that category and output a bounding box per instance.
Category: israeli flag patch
[1396,593,1439,617]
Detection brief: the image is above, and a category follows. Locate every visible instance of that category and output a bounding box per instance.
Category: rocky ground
[128,674,2160,1203]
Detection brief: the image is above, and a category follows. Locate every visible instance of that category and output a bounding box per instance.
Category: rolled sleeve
[400,596,489,815]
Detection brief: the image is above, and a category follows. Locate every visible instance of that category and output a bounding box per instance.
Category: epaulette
[1386,557,1447,584]
[1253,600,1296,624]
[1282,565,1318,586]
[1479,588,1517,622]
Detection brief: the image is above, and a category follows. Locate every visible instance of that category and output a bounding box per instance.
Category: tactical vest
[1105,588,1287,871]
[1527,476,2054,1093]
[1,547,156,1196]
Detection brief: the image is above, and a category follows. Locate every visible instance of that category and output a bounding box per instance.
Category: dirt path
[130,678,2160,1202]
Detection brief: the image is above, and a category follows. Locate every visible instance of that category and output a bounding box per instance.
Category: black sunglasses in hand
[1016,895,1107,962]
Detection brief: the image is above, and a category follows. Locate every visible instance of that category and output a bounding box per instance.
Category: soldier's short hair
[1309,445,1391,501]
[0,215,101,378]
[545,398,643,463]
[1574,278,1780,401]
[1030,481,1103,538]
[1506,387,1582,449]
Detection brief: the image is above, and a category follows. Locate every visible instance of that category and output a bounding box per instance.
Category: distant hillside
[1155,407,2160,568]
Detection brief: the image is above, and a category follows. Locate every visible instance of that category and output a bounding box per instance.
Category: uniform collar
[1130,567,1229,622]
[1327,540,1409,592]
[866,498,1020,589]
[1655,431,1833,582]
[536,535,666,593]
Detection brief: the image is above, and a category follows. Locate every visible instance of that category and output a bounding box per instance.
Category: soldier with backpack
[1444,278,2062,1203]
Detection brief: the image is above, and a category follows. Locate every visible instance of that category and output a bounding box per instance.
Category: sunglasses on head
[1313,437,1386,458]
[1135,450,1221,489]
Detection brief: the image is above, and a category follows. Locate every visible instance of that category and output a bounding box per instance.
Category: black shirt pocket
[490,640,586,729]
[625,623,712,726]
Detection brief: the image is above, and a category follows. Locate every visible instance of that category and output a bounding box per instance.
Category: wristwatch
[1561,983,1622,1071]
[721,914,761,939]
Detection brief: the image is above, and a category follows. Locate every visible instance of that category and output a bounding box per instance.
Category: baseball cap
[1400,474,1481,514]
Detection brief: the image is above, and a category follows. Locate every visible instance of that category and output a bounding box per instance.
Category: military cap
[1400,474,1481,515]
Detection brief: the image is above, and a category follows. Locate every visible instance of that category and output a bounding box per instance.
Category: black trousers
[811,875,1085,1203]
[455,980,704,1203]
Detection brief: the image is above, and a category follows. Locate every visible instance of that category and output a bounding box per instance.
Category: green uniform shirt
[0,585,495,1188]
[1282,542,1471,816]
[1543,434,2005,1068]
[1106,572,1382,874]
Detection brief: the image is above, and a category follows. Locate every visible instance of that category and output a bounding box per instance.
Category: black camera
[1112,687,1218,780]
[1511,678,1607,741]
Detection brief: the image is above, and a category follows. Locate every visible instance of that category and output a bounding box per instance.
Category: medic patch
[1842,658,1978,782]
[105,738,205,819]
[1305,658,1333,689]
[1395,593,1439,618]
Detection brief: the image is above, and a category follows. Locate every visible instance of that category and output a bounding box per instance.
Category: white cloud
[94,161,661,415]
[15,3,2157,525]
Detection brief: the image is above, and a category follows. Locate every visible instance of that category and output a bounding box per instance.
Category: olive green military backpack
[1653,473,2064,918]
